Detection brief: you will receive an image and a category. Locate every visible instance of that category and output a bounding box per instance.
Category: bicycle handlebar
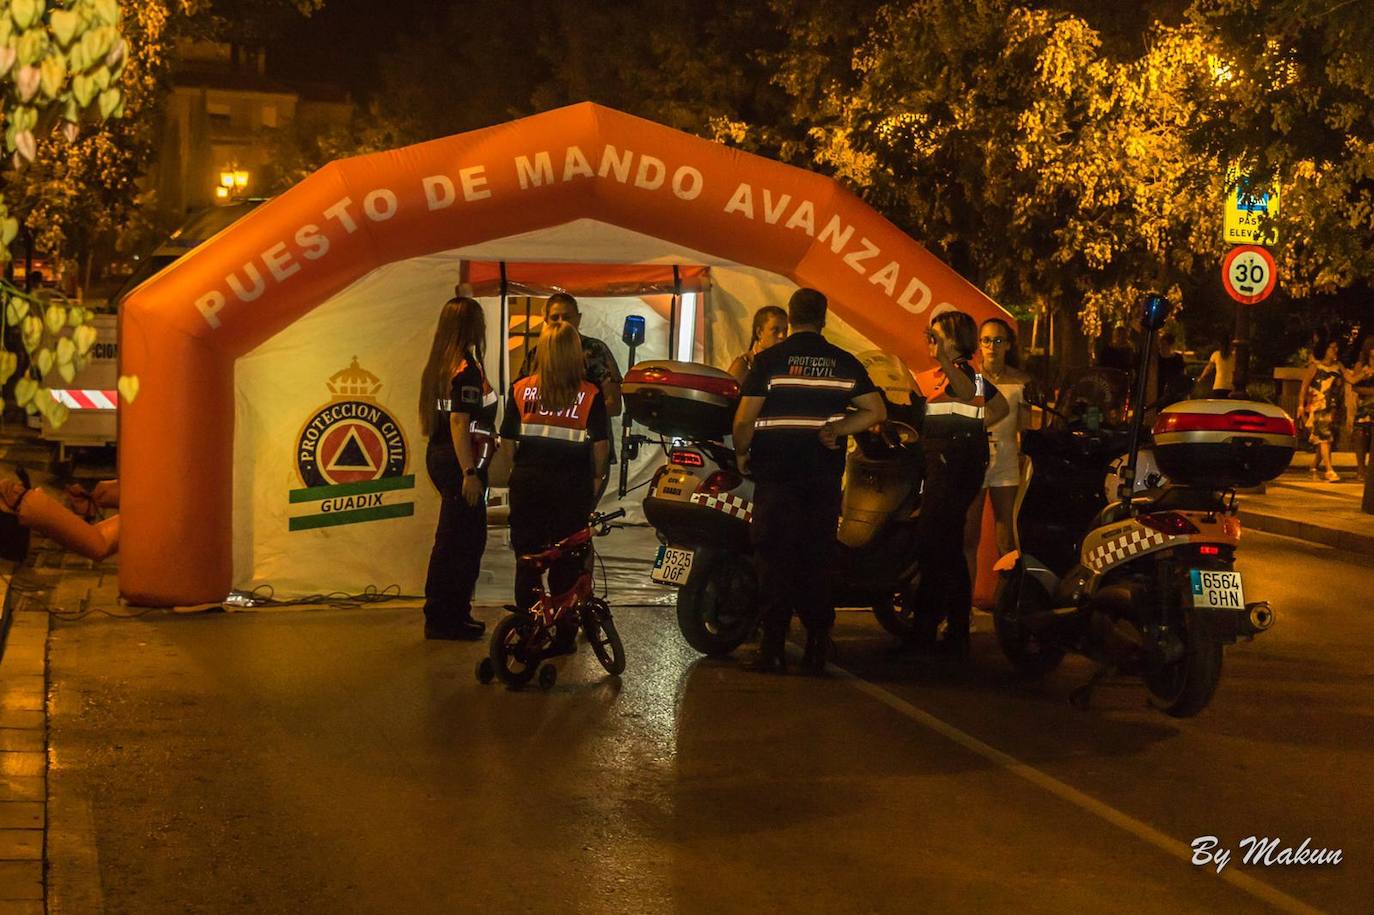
[591,508,626,526]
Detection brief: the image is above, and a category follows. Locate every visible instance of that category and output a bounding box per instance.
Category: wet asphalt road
[45,528,1374,914]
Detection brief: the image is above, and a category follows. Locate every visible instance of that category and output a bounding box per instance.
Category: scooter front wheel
[993,570,1065,676]
[873,587,921,642]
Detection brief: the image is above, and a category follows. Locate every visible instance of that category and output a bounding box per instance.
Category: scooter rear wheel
[676,553,758,657]
[1146,639,1223,718]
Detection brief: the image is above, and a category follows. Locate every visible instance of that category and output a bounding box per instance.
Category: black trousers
[423,450,487,626]
[911,437,989,642]
[509,465,594,612]
[751,477,843,647]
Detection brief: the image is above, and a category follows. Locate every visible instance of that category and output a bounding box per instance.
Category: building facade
[152,40,353,216]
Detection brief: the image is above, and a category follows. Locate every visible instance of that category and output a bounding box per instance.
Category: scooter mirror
[1140,292,1169,331]
[622,314,646,346]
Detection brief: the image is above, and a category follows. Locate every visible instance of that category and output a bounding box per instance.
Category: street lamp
[216,168,250,202]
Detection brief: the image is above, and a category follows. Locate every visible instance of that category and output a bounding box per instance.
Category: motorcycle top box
[1151,399,1296,488]
[623,361,740,440]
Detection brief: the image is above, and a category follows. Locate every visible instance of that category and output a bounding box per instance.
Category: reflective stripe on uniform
[767,376,856,392]
[926,401,985,419]
[755,417,826,430]
[522,422,590,442]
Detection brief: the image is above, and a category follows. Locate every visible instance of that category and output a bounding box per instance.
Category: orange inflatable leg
[973,498,1000,610]
[15,488,119,561]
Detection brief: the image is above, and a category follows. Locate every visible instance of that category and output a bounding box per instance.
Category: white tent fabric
[231,222,888,599]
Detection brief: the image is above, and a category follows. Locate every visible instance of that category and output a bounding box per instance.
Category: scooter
[627,358,925,657]
[992,293,1293,717]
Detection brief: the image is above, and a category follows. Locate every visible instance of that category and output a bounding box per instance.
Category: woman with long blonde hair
[497,321,611,617]
[419,297,494,640]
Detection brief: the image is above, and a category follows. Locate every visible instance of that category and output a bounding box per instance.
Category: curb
[0,604,49,915]
[1238,509,1374,558]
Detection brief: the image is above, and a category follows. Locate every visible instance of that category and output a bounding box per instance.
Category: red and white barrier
[48,389,118,410]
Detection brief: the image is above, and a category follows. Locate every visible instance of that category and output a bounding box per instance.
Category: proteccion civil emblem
[288,357,414,532]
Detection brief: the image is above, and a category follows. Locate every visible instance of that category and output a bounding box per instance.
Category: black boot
[424,616,486,641]
[744,639,788,674]
[935,627,970,661]
[800,630,836,676]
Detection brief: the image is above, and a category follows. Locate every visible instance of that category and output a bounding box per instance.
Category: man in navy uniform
[732,288,886,674]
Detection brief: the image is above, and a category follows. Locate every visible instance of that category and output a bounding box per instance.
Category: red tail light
[1198,545,1221,556]
[637,368,740,399]
[1138,512,1200,535]
[702,470,742,495]
[1154,410,1295,437]
[670,449,705,467]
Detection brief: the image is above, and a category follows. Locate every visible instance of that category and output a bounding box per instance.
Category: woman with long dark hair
[727,305,788,384]
[964,317,1035,577]
[1197,337,1236,397]
[419,297,495,640]
[909,310,1010,659]
[497,322,611,615]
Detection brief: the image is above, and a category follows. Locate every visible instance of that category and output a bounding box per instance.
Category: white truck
[39,199,268,460]
[39,311,119,458]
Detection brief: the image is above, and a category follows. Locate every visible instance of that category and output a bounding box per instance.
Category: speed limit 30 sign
[1222,245,1278,304]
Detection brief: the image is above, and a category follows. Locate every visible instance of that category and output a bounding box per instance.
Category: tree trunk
[1053,304,1092,377]
[82,250,95,301]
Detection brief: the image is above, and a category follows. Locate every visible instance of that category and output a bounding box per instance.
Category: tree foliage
[0,0,324,424]
[1190,0,1374,298]
[0,0,134,425]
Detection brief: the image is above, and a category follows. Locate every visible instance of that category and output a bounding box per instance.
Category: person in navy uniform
[517,293,622,500]
[498,321,611,616]
[419,297,498,640]
[909,309,1010,658]
[732,288,886,674]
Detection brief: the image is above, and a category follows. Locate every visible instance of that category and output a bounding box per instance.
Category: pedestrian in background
[727,305,788,384]
[1097,325,1135,372]
[1155,331,1191,405]
[911,310,1009,659]
[1297,338,1349,482]
[732,288,885,675]
[1349,337,1374,483]
[1197,338,1236,397]
[418,297,496,641]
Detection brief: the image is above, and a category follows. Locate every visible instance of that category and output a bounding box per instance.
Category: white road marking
[815,655,1324,915]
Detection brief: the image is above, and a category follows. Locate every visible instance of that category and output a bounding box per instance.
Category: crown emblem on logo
[326,357,383,400]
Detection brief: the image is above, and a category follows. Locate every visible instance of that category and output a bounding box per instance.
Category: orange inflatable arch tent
[121,102,1009,606]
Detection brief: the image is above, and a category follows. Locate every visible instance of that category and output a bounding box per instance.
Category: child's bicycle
[477,509,627,690]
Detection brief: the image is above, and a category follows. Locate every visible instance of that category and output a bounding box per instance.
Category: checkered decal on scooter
[1084,528,1176,573]
[688,491,754,523]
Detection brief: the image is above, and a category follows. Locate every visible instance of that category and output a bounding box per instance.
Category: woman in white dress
[964,318,1036,576]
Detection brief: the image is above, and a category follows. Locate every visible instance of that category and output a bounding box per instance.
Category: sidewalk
[1238,453,1373,557]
